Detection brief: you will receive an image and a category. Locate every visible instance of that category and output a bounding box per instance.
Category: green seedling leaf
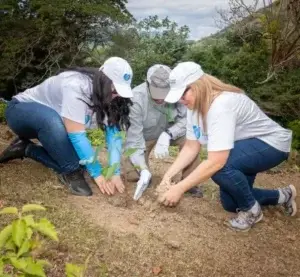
[102,167,108,178]
[34,218,58,241]
[124,148,137,158]
[22,257,46,277]
[105,163,119,180]
[22,204,46,213]
[5,238,16,251]
[133,165,141,171]
[9,257,27,271]
[0,207,18,215]
[31,238,42,250]
[0,257,4,275]
[93,144,104,164]
[17,239,30,257]
[65,263,85,277]
[36,259,52,268]
[23,215,35,227]
[5,251,17,258]
[114,131,126,141]
[0,224,13,249]
[26,227,33,240]
[12,219,26,248]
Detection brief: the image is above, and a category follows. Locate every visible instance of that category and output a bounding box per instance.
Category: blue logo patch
[193,125,201,139]
[123,73,131,81]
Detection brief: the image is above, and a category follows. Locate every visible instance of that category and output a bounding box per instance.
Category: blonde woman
[157,61,297,231]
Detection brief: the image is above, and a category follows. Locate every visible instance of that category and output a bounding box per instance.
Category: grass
[0,101,7,123]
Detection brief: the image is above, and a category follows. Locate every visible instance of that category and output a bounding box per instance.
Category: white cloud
[126,0,229,39]
[126,0,263,40]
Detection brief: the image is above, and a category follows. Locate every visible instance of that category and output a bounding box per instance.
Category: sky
[126,0,257,40]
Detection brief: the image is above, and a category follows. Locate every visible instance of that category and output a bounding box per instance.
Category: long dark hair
[58,67,132,131]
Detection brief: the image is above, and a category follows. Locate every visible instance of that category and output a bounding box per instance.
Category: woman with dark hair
[0,57,133,197]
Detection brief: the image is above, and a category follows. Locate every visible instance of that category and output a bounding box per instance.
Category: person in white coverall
[124,64,201,200]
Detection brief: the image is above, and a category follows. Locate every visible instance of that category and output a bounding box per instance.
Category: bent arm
[63,118,102,178]
[175,150,230,193]
[165,139,201,179]
[176,105,237,192]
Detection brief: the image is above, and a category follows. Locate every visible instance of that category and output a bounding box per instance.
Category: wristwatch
[165,129,173,139]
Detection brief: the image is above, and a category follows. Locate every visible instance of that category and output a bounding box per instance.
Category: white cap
[99,57,133,98]
[146,64,171,100]
[164,61,204,103]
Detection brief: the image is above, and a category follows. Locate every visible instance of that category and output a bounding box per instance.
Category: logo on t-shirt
[193,125,201,139]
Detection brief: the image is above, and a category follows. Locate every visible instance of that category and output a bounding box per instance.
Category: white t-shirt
[186,91,292,153]
[14,71,96,128]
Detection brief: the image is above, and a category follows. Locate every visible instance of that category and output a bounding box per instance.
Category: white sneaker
[279,184,297,216]
[228,203,263,231]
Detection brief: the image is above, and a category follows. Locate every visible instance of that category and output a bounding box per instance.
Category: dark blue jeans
[211,138,289,212]
[5,98,80,174]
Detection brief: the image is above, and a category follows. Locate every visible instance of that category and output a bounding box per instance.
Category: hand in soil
[155,176,173,195]
[158,185,184,207]
[110,175,125,194]
[95,175,115,195]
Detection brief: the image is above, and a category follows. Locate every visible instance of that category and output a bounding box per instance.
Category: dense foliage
[0,1,299,149]
[85,15,190,86]
[0,0,132,98]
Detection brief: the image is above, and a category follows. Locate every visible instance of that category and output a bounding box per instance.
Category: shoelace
[234,211,252,224]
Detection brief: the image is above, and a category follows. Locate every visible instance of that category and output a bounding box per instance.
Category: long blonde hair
[189,74,244,132]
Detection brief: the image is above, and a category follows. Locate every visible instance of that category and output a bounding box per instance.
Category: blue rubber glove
[105,125,123,175]
[68,131,102,178]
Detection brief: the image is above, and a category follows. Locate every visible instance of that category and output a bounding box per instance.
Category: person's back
[14,71,92,118]
[206,91,292,153]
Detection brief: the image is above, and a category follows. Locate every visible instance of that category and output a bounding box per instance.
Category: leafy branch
[0,204,93,277]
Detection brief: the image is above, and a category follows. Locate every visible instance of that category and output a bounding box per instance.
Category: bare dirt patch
[1,123,300,277]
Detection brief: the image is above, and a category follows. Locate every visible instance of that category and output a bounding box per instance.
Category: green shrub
[288,120,300,150]
[0,102,7,123]
[86,128,105,147]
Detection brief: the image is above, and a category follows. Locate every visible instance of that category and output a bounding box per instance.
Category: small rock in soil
[166,240,180,249]
[149,212,156,218]
[152,266,162,275]
[287,235,296,242]
[128,215,140,225]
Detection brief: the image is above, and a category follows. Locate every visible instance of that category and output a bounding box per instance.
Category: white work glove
[154,132,171,159]
[133,169,152,201]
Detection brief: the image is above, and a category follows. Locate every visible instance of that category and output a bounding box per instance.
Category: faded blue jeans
[211,138,289,212]
[5,98,80,174]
